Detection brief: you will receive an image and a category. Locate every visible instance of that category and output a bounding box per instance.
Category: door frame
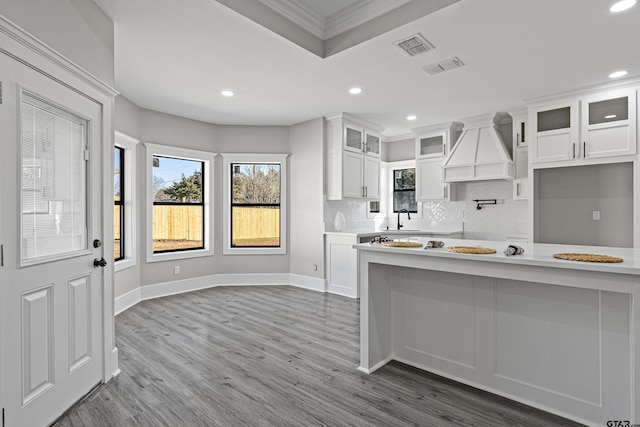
[0,14,119,411]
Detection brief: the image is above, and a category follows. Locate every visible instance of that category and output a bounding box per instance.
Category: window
[393,168,417,213]
[152,157,204,253]
[114,146,124,261]
[146,143,215,262]
[222,153,288,255]
[114,131,139,271]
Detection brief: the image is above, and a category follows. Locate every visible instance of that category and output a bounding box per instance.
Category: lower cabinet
[325,234,360,298]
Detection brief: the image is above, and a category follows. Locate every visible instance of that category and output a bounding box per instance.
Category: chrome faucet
[397,209,411,230]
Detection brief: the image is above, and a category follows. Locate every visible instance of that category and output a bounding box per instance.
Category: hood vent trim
[393,33,435,57]
[442,112,515,182]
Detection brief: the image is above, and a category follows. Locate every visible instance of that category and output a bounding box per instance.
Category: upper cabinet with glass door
[326,114,384,200]
[530,87,637,165]
[413,121,463,159]
[364,131,381,157]
[581,88,636,159]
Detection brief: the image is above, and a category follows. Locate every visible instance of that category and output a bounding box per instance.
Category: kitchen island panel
[358,246,636,426]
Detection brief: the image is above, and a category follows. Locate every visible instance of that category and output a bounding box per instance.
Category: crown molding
[324,0,412,39]
[259,0,411,40]
[258,0,325,38]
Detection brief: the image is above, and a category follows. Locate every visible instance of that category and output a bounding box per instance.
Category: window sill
[115,258,136,272]
[147,247,214,263]
[223,247,286,256]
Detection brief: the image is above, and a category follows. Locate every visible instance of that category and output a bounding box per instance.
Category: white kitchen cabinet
[581,88,637,158]
[342,150,364,198]
[416,157,454,201]
[326,114,384,200]
[530,88,637,165]
[363,155,380,199]
[511,111,528,200]
[413,121,462,159]
[324,233,362,298]
[530,100,579,163]
[365,131,381,157]
[412,122,461,201]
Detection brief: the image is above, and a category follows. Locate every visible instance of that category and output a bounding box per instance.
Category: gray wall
[383,138,414,162]
[535,162,633,247]
[1,0,114,86]
[289,118,325,278]
[113,102,327,297]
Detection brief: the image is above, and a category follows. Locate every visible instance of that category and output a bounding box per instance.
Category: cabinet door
[364,131,381,157]
[342,151,363,198]
[363,156,380,199]
[416,157,449,201]
[581,89,637,158]
[417,132,446,158]
[531,101,579,163]
[344,124,363,153]
[513,146,528,200]
[512,114,527,147]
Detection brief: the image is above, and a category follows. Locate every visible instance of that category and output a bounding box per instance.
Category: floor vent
[422,56,465,76]
[393,33,435,57]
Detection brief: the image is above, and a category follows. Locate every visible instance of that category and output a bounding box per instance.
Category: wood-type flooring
[54,286,582,426]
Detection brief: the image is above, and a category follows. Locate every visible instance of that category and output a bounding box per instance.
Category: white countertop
[354,237,640,276]
[324,228,464,238]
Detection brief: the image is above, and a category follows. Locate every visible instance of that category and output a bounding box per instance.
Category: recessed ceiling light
[609,70,628,78]
[610,0,636,12]
[406,115,417,121]
[349,87,362,95]
[221,90,234,97]
[605,114,617,119]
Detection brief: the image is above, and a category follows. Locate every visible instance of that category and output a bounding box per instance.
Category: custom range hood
[442,112,514,182]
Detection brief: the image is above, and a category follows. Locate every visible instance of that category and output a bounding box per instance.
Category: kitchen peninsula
[355,238,640,427]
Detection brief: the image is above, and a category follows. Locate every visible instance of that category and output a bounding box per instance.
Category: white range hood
[442,112,514,182]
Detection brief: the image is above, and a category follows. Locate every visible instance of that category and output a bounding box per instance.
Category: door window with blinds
[20,92,88,265]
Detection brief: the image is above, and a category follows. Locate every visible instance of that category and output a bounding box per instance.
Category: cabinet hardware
[572,143,576,159]
[1,244,3,267]
[517,182,521,196]
[583,141,586,158]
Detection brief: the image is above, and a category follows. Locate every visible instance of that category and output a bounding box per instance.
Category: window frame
[222,153,288,255]
[383,160,422,220]
[114,145,125,262]
[114,131,139,272]
[145,143,216,262]
[392,167,417,214]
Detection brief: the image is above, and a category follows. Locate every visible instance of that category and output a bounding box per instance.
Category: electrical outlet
[592,211,600,221]
[174,265,180,275]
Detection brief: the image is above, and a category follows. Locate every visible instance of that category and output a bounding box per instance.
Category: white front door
[0,51,105,426]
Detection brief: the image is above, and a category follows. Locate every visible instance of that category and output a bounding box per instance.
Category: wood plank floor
[54,286,583,426]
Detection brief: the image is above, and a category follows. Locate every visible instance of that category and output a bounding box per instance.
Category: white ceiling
[97,0,640,137]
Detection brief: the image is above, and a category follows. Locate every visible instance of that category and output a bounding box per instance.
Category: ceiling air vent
[422,56,465,76]
[393,33,435,57]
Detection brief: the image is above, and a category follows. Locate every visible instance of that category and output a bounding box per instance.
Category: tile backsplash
[324,180,528,241]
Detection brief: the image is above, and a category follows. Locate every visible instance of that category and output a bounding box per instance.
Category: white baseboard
[109,347,120,380]
[328,283,357,298]
[289,273,326,292]
[114,287,142,315]
[114,273,328,315]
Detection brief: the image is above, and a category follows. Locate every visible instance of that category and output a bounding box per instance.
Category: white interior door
[0,51,105,426]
